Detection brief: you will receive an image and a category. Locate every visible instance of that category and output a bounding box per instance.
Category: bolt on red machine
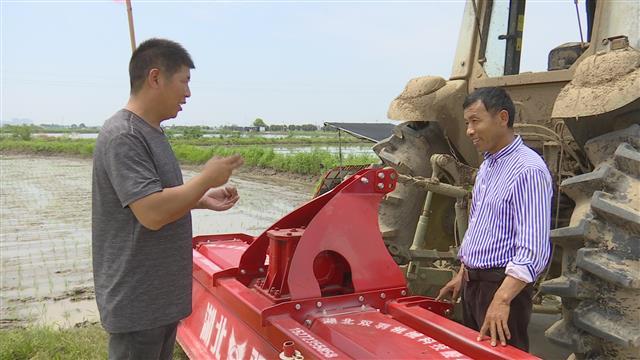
[177,168,538,359]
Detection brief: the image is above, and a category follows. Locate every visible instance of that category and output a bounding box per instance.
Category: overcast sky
[1,1,586,127]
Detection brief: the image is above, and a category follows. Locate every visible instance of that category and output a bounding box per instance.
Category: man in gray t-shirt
[92,39,243,360]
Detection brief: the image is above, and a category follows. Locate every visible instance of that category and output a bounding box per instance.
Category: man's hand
[477,297,511,346]
[196,185,239,211]
[477,275,526,347]
[435,267,464,303]
[201,155,244,188]
[128,155,243,231]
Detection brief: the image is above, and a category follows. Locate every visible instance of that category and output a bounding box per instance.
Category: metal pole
[408,155,471,252]
[410,190,434,251]
[410,161,441,252]
[338,129,343,166]
[126,0,137,53]
[574,0,585,46]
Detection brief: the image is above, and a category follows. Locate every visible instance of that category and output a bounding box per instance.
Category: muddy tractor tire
[541,124,640,359]
[373,122,454,264]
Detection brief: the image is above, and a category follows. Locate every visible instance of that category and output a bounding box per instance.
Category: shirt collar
[483,135,522,162]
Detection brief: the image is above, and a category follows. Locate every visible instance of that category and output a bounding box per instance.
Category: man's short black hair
[129,38,195,94]
[463,87,516,127]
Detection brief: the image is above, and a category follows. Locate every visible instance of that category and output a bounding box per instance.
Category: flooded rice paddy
[0,155,309,329]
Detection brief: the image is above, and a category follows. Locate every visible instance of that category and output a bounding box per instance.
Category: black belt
[465,267,506,282]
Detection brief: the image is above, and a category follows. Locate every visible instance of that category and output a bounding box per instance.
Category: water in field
[272,145,373,156]
[0,155,309,329]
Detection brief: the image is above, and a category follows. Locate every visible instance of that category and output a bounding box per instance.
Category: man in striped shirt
[436,87,552,352]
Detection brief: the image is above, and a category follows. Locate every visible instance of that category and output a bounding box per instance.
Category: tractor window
[519,3,589,73]
[482,1,589,77]
[483,2,510,77]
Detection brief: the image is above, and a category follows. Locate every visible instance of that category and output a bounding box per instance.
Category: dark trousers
[108,322,179,360]
[461,268,533,352]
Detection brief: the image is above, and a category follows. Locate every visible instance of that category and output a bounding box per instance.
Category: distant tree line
[1,118,336,142]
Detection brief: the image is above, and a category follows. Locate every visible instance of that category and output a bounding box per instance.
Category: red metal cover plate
[309,310,471,359]
[197,239,250,271]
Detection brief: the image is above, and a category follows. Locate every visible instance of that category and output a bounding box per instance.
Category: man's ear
[499,109,510,128]
[146,68,161,89]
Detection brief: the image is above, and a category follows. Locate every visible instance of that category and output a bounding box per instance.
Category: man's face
[464,100,509,154]
[158,66,191,120]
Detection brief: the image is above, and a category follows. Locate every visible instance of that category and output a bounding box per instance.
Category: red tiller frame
[177,168,539,360]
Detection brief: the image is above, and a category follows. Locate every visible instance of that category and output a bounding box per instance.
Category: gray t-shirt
[92,109,192,333]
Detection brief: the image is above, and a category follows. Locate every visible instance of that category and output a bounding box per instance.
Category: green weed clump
[2,125,34,141]
[0,324,188,360]
[172,144,378,175]
[0,325,108,360]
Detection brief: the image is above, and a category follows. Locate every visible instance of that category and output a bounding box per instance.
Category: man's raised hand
[201,154,244,188]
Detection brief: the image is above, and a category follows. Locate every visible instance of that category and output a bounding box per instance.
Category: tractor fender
[552,43,640,119]
[387,76,480,167]
[552,41,640,149]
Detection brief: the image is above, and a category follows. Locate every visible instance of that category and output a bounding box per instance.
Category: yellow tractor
[374,1,639,358]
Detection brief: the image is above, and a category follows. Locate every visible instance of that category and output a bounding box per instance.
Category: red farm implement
[177,168,537,360]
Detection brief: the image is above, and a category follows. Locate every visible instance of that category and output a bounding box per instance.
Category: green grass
[0,138,95,156]
[0,138,379,176]
[0,325,188,360]
[173,144,378,175]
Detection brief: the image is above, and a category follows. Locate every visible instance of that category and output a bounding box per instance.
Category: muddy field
[0,155,310,329]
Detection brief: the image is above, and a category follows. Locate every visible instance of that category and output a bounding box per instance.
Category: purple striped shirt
[458,136,553,283]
